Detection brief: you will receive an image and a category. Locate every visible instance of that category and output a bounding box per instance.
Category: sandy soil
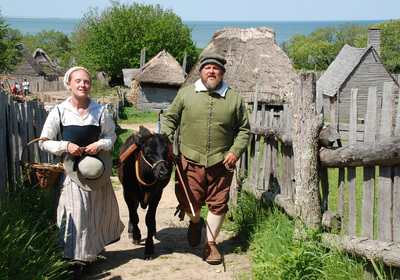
[80,123,252,279]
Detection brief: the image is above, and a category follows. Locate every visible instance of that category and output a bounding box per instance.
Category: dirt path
[81,123,252,279]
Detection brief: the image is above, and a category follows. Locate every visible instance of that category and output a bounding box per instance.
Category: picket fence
[0,91,120,200]
[240,77,400,271]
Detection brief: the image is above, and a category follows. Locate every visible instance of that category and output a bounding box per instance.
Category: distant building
[122,69,138,87]
[317,28,399,122]
[12,43,45,78]
[131,50,186,111]
[182,27,297,103]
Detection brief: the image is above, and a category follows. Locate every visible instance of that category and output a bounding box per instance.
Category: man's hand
[223,152,238,168]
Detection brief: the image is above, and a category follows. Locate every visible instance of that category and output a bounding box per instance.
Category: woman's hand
[67,142,84,157]
[85,143,99,155]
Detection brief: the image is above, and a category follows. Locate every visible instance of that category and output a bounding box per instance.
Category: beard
[202,76,223,91]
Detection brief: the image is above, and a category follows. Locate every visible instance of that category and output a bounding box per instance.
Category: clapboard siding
[136,84,179,111]
[325,49,398,122]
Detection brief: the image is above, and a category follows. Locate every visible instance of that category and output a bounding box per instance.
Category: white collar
[195,79,228,97]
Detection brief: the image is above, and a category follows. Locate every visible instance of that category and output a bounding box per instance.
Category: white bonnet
[63,66,92,90]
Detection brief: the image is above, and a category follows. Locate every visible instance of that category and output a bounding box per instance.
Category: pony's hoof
[132,239,140,245]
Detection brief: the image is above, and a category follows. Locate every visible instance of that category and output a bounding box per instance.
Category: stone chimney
[367,28,381,56]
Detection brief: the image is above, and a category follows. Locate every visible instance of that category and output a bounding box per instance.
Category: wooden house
[12,43,45,78]
[131,50,185,111]
[317,28,399,122]
[182,27,297,103]
[33,48,55,69]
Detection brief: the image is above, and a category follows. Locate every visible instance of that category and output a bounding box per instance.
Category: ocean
[4,17,384,48]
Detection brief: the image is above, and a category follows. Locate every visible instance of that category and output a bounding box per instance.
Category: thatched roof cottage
[11,43,45,78]
[182,27,297,103]
[33,48,55,69]
[317,28,399,122]
[131,49,186,111]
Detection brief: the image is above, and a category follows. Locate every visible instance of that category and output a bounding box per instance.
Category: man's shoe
[202,241,222,265]
[187,217,204,247]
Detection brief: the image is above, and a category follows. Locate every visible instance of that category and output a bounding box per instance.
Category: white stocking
[206,211,225,242]
[186,210,201,224]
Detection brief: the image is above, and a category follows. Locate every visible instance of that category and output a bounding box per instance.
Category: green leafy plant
[72,1,200,78]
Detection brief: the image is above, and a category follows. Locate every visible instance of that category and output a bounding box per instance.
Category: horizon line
[3,15,394,23]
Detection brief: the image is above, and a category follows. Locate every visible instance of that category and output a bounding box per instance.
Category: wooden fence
[0,91,120,200]
[0,78,65,94]
[240,74,400,270]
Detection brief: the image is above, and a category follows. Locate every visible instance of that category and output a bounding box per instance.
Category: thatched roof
[33,48,55,67]
[182,27,297,102]
[132,50,185,86]
[11,43,44,77]
[317,44,398,97]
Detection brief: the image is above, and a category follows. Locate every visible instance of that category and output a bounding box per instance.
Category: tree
[334,23,366,47]
[21,30,71,67]
[72,1,199,79]
[282,23,368,71]
[0,14,23,73]
[283,20,400,73]
[373,19,400,73]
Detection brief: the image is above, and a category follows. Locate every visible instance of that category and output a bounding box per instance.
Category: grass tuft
[0,187,69,279]
[229,192,366,280]
[118,106,158,124]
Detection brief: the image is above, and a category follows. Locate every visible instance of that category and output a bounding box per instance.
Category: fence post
[362,86,377,239]
[0,93,6,199]
[347,88,358,236]
[377,82,395,242]
[291,73,323,238]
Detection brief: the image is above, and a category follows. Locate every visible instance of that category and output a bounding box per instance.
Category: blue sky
[1,0,399,21]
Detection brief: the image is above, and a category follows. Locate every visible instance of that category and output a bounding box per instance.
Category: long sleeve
[39,106,69,155]
[95,107,116,151]
[161,90,183,142]
[39,99,117,155]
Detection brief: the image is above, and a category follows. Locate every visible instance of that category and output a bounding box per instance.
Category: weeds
[0,187,69,279]
[229,192,366,280]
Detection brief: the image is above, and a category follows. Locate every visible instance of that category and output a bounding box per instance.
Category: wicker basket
[20,138,64,190]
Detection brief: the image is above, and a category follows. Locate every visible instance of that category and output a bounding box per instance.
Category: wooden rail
[240,75,400,269]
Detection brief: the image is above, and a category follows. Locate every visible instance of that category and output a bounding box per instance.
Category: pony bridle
[139,150,169,170]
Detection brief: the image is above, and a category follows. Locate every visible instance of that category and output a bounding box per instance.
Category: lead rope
[173,155,196,216]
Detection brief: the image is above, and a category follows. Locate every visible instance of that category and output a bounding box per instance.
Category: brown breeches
[175,154,234,215]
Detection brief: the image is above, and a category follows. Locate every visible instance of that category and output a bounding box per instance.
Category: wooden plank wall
[244,81,400,246]
[0,78,65,94]
[0,93,49,199]
[245,102,294,198]
[0,91,121,200]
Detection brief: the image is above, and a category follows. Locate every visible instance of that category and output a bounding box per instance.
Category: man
[162,52,250,265]
[22,79,30,97]
[15,82,22,95]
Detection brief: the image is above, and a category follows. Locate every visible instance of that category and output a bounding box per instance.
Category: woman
[39,66,124,277]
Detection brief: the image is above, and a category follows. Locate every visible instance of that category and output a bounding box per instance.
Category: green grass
[326,167,379,238]
[228,192,367,280]
[118,106,158,124]
[0,187,69,279]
